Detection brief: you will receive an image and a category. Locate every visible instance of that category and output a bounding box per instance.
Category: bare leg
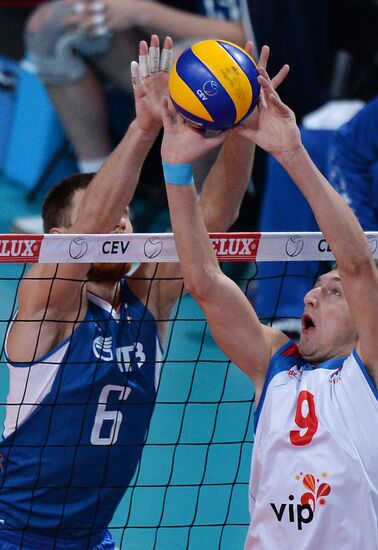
[47,69,112,161]
[47,30,147,164]
[26,0,114,164]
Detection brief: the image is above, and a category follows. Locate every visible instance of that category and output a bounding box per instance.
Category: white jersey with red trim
[245,341,378,550]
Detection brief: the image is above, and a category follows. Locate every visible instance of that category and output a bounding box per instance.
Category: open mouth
[302,313,316,331]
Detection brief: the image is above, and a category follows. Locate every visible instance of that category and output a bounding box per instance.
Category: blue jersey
[0,281,162,543]
[328,98,378,231]
[197,0,241,21]
[165,0,241,20]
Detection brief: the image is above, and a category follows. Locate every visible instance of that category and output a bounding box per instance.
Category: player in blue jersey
[161,68,378,548]
[328,97,378,231]
[0,35,285,549]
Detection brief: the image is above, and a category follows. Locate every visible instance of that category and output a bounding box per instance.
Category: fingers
[268,92,291,115]
[64,0,109,35]
[137,35,173,79]
[130,60,143,91]
[149,36,160,73]
[70,1,86,15]
[138,40,151,78]
[270,64,290,90]
[255,45,289,91]
[258,66,272,85]
[244,40,254,58]
[160,36,173,72]
[257,69,279,111]
[257,73,290,115]
[258,45,270,70]
[90,1,106,13]
[91,11,108,36]
[257,74,275,101]
[65,0,110,36]
[162,96,192,131]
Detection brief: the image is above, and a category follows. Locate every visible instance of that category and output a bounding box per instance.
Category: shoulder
[121,277,156,320]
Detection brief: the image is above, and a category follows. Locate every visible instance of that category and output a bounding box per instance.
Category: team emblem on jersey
[288,365,303,379]
[270,472,331,530]
[93,336,114,361]
[116,343,146,374]
[329,364,344,384]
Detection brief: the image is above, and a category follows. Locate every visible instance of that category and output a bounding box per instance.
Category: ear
[49,227,63,235]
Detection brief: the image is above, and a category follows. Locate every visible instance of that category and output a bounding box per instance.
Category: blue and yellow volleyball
[169,39,260,131]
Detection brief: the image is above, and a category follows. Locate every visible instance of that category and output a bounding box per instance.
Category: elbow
[204,206,240,232]
[183,266,221,303]
[223,206,240,231]
[225,208,240,230]
[339,253,377,279]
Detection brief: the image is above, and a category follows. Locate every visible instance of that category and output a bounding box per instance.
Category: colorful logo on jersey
[270,472,331,530]
[329,364,344,384]
[298,472,331,510]
[93,336,113,361]
[288,365,303,379]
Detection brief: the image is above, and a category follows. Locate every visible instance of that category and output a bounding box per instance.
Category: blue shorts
[0,526,115,549]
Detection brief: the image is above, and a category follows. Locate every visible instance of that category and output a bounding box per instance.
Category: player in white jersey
[160,65,378,549]
[0,35,289,549]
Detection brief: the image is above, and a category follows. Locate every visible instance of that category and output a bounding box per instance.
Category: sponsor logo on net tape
[0,236,42,262]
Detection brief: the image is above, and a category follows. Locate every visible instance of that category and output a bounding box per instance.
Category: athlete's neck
[86,280,121,308]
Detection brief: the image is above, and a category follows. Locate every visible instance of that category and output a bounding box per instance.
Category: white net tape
[0,232,377,263]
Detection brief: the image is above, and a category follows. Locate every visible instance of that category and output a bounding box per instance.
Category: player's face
[69,189,133,281]
[298,270,358,363]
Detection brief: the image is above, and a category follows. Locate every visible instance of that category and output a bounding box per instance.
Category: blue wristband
[162,161,194,186]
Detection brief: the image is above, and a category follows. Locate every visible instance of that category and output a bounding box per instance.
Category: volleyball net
[4,230,378,264]
[0,231,377,549]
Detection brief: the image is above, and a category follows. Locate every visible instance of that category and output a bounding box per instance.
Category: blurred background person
[328,96,378,231]
[25,0,245,175]
[239,0,377,335]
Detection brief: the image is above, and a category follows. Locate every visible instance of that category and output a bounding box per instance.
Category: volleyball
[168,39,260,131]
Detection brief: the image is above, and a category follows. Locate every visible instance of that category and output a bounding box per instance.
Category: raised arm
[160,98,288,398]
[237,69,378,384]
[135,45,289,351]
[7,35,171,362]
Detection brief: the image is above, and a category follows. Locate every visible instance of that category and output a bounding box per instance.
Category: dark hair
[42,173,95,233]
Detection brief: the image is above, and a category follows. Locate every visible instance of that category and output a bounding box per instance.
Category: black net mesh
[0,259,322,549]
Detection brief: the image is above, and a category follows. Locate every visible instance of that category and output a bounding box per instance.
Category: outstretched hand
[235,66,301,157]
[131,34,173,134]
[242,42,290,131]
[161,97,227,165]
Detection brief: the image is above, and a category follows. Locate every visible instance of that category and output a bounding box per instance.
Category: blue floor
[0,173,255,549]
